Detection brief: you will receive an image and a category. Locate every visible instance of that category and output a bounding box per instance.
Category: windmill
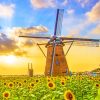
[19,9,100,76]
[28,63,33,77]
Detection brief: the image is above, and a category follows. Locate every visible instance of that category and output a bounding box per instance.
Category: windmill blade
[61,37,100,42]
[49,40,56,76]
[19,35,51,39]
[54,9,64,36]
[63,41,99,47]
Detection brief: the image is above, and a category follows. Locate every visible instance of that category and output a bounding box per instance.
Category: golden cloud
[0,25,49,56]
[0,4,15,18]
[12,25,48,36]
[90,24,100,34]
[14,49,27,56]
[0,33,33,56]
[30,0,56,8]
[67,29,80,37]
[0,33,18,54]
[86,2,100,22]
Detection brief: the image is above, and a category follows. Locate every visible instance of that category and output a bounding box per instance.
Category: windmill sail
[63,41,99,47]
[19,35,51,39]
[61,37,100,47]
[54,9,64,36]
[61,37,100,42]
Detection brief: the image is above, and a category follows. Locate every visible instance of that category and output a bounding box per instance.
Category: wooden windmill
[19,9,100,76]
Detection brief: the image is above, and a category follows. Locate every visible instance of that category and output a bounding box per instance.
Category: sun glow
[5,55,16,64]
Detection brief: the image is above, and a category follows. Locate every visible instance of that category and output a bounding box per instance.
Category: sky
[0,0,100,75]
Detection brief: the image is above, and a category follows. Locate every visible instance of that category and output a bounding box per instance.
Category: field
[0,75,100,100]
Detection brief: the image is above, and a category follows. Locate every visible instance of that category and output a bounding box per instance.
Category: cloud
[62,0,68,6]
[62,14,90,37]
[14,49,27,56]
[0,33,33,56]
[0,25,49,56]
[0,4,15,19]
[67,29,80,37]
[30,0,56,8]
[2,25,48,41]
[66,9,75,15]
[90,24,100,34]
[0,33,18,54]
[76,0,90,7]
[23,40,34,47]
[12,25,48,36]
[30,0,68,8]
[86,2,100,22]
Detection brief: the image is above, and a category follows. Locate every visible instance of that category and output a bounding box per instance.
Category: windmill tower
[28,63,33,77]
[20,9,100,76]
[45,43,69,76]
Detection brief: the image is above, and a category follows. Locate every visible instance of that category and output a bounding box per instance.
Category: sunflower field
[0,75,100,100]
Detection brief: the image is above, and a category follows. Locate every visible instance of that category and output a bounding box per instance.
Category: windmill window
[55,54,58,56]
[56,59,60,66]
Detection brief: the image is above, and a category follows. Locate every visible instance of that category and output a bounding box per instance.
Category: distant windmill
[28,63,33,77]
[20,9,100,76]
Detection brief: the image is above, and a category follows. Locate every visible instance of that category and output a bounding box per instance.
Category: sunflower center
[4,83,6,85]
[19,83,21,86]
[66,92,73,100]
[31,84,34,86]
[49,83,53,87]
[62,82,64,85]
[48,79,50,82]
[24,80,26,83]
[9,84,13,87]
[96,84,99,87]
[36,80,39,82]
[4,93,9,97]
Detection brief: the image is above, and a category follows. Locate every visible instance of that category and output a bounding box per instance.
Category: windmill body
[45,44,69,76]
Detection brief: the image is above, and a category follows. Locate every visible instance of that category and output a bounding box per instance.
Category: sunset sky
[0,0,100,75]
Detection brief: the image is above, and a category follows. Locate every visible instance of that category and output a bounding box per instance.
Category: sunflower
[18,82,22,87]
[47,77,52,82]
[64,77,67,80]
[16,81,19,84]
[28,86,32,91]
[8,82,14,88]
[30,82,35,87]
[52,77,57,81]
[60,77,66,82]
[35,79,39,83]
[47,81,55,89]
[13,81,16,84]
[3,82,7,86]
[3,91,10,99]
[96,83,100,88]
[61,80,65,86]
[64,90,75,100]
[24,80,27,83]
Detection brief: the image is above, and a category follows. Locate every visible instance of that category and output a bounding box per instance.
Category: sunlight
[5,55,16,64]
